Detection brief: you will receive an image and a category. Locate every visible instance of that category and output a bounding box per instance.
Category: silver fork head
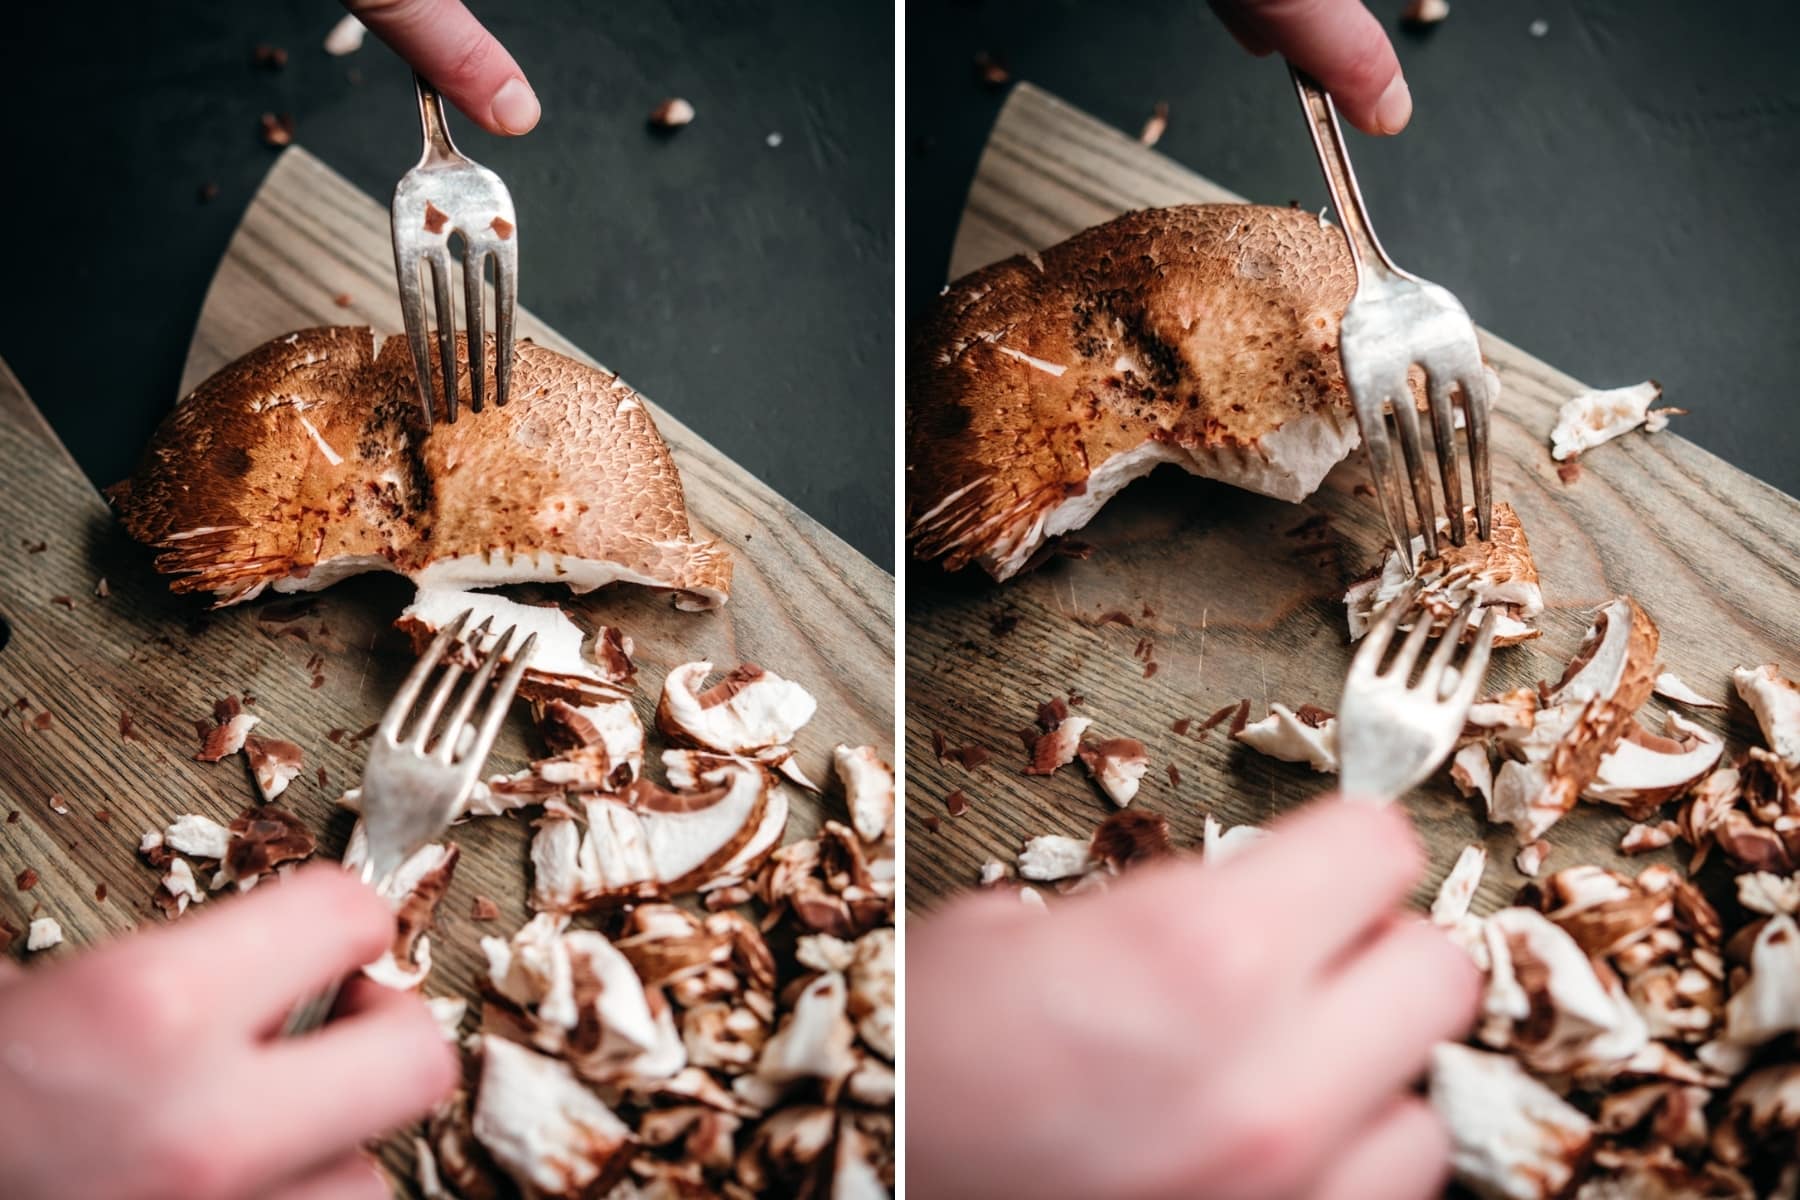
[1337,586,1499,802]
[391,73,518,426]
[357,607,536,883]
[1339,278,1493,574]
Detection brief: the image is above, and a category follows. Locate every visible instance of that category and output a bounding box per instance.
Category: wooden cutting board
[0,146,891,1187]
[905,83,1800,914]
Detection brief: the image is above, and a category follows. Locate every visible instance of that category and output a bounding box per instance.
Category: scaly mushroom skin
[112,327,730,609]
[908,205,1367,579]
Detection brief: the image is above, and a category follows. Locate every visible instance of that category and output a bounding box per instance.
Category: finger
[346,0,541,135]
[119,864,394,1031]
[1303,1097,1451,1200]
[1206,0,1273,55]
[226,990,456,1183]
[263,1152,390,1200]
[1203,918,1478,1194]
[1115,799,1423,990]
[1223,0,1411,134]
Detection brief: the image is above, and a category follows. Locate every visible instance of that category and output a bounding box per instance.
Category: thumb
[345,0,541,136]
[1209,0,1411,135]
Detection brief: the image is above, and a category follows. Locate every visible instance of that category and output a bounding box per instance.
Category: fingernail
[491,78,540,135]
[1374,77,1412,134]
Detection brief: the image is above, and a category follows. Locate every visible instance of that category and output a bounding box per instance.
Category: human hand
[343,0,541,135]
[1208,0,1411,134]
[0,864,457,1200]
[907,799,1479,1200]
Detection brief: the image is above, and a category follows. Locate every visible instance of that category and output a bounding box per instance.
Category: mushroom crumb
[25,917,62,952]
[1138,101,1169,147]
[1549,381,1679,462]
[649,98,696,128]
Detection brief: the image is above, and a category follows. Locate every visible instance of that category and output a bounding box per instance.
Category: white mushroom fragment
[343,822,459,990]
[1732,664,1800,768]
[1077,736,1149,806]
[529,759,777,911]
[754,972,858,1090]
[1202,814,1268,865]
[657,661,818,787]
[1017,835,1093,882]
[1234,703,1338,773]
[194,708,260,763]
[243,735,303,801]
[846,928,895,1061]
[159,858,206,917]
[1430,1043,1593,1200]
[1022,715,1091,776]
[833,745,895,844]
[25,917,62,952]
[1431,845,1488,927]
[1514,841,1549,878]
[323,13,365,54]
[1549,381,1678,462]
[470,1035,635,1199]
[1583,711,1722,819]
[1346,502,1544,647]
[1451,743,1496,808]
[1653,672,1724,709]
[1723,911,1800,1046]
[162,813,231,860]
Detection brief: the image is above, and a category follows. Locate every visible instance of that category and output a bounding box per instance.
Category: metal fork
[392,73,519,424]
[281,608,536,1036]
[1337,585,1499,801]
[1292,68,1491,574]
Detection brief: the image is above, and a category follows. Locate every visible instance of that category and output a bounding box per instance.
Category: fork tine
[432,624,515,760]
[464,246,488,414]
[380,608,471,740]
[1423,597,1479,685]
[1386,603,1437,682]
[464,632,537,767]
[1389,392,1438,560]
[397,255,438,424]
[407,616,492,749]
[1448,608,1500,707]
[1427,373,1466,546]
[428,251,460,423]
[493,244,517,408]
[1463,372,1494,541]
[1360,411,1415,575]
[1354,579,1419,675]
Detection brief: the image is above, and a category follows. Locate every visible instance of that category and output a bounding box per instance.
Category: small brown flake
[1133,637,1153,660]
[931,730,947,760]
[944,790,970,817]
[94,883,108,903]
[119,712,134,740]
[1198,701,1244,736]
[351,723,379,743]
[924,815,941,833]
[259,112,295,147]
[1141,605,1156,619]
[197,181,220,203]
[1097,609,1135,628]
[94,578,109,598]
[1167,764,1182,787]
[310,674,325,690]
[490,215,514,239]
[315,766,328,788]
[989,610,1020,637]
[1557,460,1582,485]
[1172,718,1193,736]
[13,698,28,712]
[1354,482,1376,498]
[50,595,74,609]
[471,895,500,921]
[1228,698,1252,737]
[948,744,992,771]
[1091,810,1172,870]
[973,51,1009,88]
[252,44,287,69]
[327,727,346,744]
[1143,662,1160,679]
[1067,692,1085,706]
[22,540,46,554]
[1036,698,1068,730]
[423,202,450,234]
[31,712,51,732]
[92,810,110,825]
[333,292,353,307]
[16,868,37,891]
[1138,100,1169,147]
[5,812,17,825]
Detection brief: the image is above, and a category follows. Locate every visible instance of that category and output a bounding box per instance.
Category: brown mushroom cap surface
[908,204,1363,579]
[112,326,731,608]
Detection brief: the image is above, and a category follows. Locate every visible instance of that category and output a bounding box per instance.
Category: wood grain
[0,147,891,1192]
[906,83,1800,917]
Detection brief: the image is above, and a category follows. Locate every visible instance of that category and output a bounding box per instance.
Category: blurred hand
[344,0,541,135]
[0,865,456,1200]
[907,799,1479,1200]
[1209,0,1411,134]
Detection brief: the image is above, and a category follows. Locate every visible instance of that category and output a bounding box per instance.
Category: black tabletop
[908,0,1800,501]
[0,0,894,566]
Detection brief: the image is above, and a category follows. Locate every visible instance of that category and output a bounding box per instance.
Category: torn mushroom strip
[1345,502,1544,648]
[657,661,819,788]
[1234,703,1338,773]
[1548,380,1679,462]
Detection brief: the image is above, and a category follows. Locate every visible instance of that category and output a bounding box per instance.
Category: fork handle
[413,73,458,161]
[1290,68,1398,283]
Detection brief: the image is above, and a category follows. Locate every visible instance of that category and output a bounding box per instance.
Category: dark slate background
[908,0,1800,500]
[0,0,895,566]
